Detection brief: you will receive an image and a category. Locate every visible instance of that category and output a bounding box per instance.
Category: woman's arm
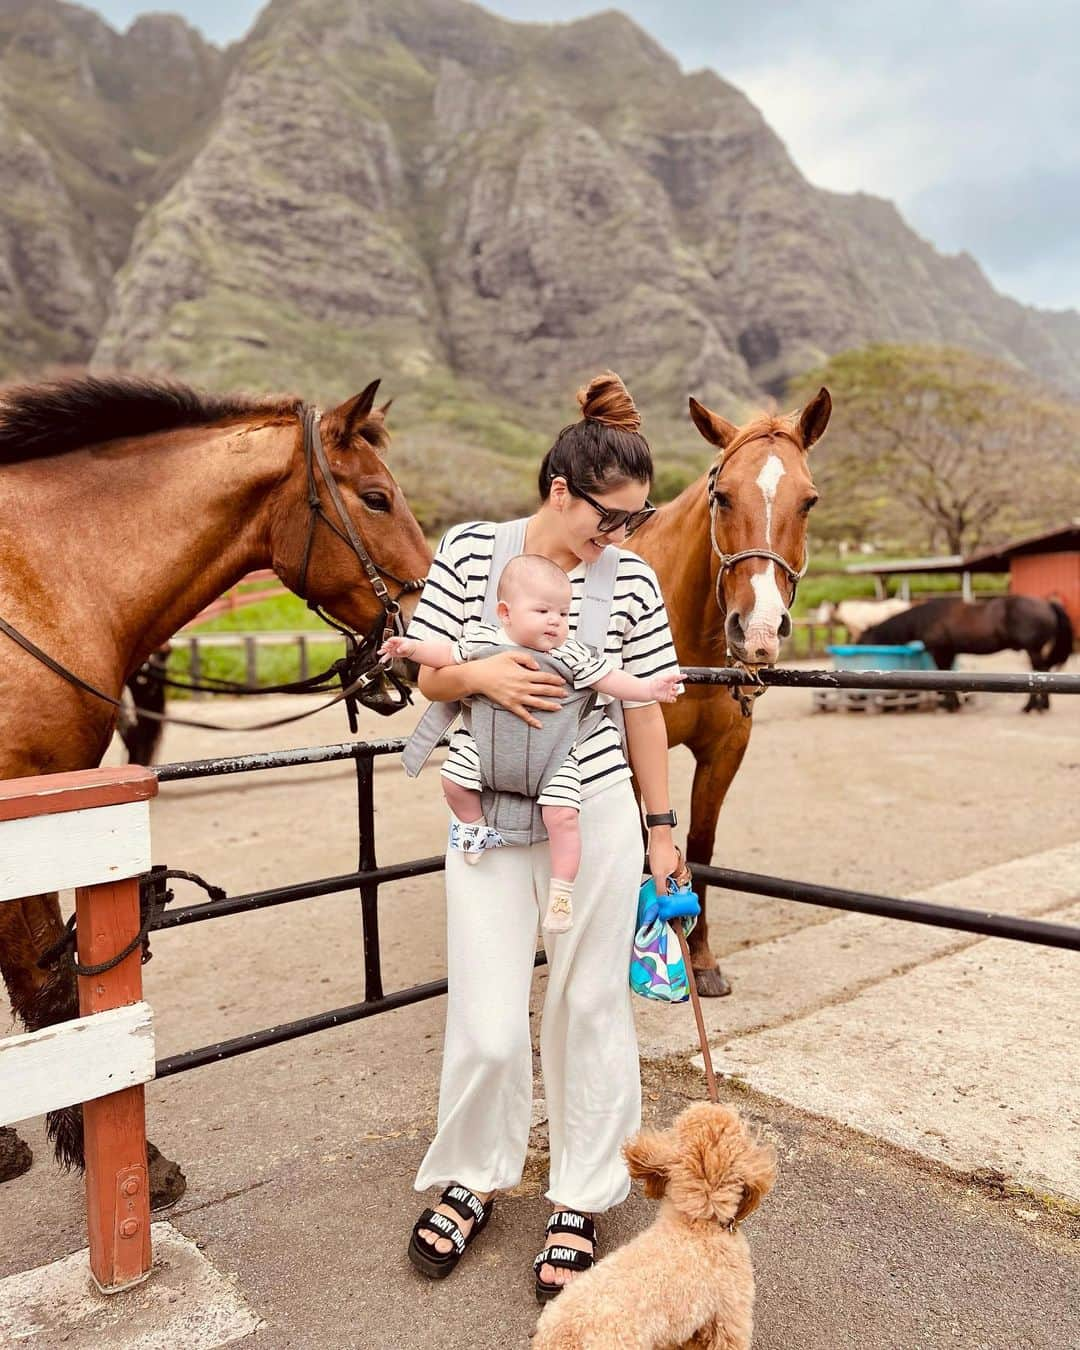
[419,651,567,731]
[624,702,679,895]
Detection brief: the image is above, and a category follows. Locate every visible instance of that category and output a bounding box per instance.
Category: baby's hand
[378,635,416,663]
[646,671,684,704]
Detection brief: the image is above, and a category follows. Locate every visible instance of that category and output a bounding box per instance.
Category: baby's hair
[497,554,572,604]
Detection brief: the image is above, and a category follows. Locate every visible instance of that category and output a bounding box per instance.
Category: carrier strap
[402,519,625,777]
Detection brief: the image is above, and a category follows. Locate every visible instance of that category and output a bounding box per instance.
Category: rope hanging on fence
[36,867,226,977]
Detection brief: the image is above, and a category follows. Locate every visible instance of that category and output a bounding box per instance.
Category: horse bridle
[706,458,809,716]
[293,404,425,715]
[0,403,427,730]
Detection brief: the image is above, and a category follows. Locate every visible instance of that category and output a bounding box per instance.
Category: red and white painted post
[0,765,158,1293]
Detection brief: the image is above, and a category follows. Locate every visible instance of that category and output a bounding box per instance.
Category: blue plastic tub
[827,642,936,672]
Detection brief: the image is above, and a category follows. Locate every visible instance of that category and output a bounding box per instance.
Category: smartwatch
[645,809,677,828]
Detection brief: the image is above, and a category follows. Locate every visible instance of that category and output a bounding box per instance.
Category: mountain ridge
[2,0,1078,473]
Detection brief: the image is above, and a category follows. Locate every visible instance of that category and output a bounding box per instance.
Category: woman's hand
[472,650,566,730]
[647,827,680,896]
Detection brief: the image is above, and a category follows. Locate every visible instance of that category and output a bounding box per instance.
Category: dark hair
[538,370,653,500]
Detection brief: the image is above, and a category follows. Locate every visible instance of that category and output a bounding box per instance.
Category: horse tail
[1047,602,1074,670]
[46,1105,85,1172]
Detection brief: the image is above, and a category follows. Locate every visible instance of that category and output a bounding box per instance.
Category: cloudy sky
[90,0,1080,313]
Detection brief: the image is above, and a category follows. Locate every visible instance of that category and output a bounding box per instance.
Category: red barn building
[964,523,1080,635]
[844,522,1080,644]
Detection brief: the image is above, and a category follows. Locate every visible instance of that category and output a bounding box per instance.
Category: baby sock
[542,878,574,934]
[448,813,491,865]
[462,816,487,866]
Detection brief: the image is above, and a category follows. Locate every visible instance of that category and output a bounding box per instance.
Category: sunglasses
[562,477,656,536]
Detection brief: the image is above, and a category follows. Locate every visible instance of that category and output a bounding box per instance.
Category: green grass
[791,556,1008,617]
[167,635,345,697]
[187,590,334,634]
[167,589,341,693]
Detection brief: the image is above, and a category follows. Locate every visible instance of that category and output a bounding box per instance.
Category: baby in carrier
[380,554,682,934]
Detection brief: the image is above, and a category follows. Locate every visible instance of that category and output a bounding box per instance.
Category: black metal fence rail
[680,665,1080,695]
[149,663,1080,1080]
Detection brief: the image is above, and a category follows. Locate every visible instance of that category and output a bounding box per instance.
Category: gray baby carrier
[401,518,625,845]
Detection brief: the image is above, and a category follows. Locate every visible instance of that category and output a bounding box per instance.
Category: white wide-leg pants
[413,778,644,1213]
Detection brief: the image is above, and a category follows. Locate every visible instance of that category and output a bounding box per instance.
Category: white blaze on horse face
[756,454,785,546]
[743,454,787,657]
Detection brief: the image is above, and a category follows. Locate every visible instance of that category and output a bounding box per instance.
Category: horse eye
[802,496,819,514]
[362,492,391,513]
[713,491,732,510]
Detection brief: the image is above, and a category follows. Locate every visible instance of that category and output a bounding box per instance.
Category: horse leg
[0,893,186,1208]
[930,647,960,711]
[685,734,750,998]
[1024,648,1051,713]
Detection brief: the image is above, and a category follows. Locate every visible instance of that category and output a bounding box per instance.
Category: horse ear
[689,397,738,450]
[334,379,381,441]
[798,387,831,450]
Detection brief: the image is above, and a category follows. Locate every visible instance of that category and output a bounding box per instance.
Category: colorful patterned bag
[629,874,700,1004]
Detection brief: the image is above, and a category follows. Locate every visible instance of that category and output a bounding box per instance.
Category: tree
[789,345,1079,555]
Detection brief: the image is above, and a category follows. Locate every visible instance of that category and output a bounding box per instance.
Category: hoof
[694,965,732,998]
[0,1126,33,1182]
[148,1142,187,1210]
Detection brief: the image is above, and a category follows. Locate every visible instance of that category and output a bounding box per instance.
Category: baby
[381,554,682,934]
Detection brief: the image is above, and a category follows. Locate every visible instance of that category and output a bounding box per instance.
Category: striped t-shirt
[405,521,681,799]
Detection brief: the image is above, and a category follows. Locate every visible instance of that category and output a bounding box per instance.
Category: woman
[406,372,681,1301]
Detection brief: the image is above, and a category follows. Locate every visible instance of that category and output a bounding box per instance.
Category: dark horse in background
[119,647,169,765]
[859,596,1074,712]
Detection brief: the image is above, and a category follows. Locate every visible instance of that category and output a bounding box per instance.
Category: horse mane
[0,373,303,464]
[723,414,804,461]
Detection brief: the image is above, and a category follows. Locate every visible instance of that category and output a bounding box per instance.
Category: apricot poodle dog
[532,1103,776,1350]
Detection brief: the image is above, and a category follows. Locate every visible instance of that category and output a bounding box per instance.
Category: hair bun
[576,370,642,432]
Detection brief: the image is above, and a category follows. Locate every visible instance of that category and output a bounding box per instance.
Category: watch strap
[645,809,677,828]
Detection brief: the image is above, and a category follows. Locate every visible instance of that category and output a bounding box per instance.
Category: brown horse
[859,595,1074,712]
[629,389,831,996]
[0,373,431,1197]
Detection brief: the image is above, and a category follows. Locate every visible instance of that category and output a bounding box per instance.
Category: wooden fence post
[0,765,157,1294]
[76,872,153,1292]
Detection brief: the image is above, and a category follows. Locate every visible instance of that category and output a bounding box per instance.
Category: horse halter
[294,404,425,715]
[706,458,810,717]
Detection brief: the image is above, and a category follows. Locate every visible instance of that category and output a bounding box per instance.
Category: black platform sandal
[533,1209,596,1303]
[408,1183,494,1280]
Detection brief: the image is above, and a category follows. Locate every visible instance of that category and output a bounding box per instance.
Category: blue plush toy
[629,874,701,1003]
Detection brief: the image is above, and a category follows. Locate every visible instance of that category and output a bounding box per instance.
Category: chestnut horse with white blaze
[0,374,431,1197]
[629,389,831,996]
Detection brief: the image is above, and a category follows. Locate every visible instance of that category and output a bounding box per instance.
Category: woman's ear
[622,1128,677,1199]
[548,475,569,511]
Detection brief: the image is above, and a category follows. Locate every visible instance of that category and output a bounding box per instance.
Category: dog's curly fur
[532,1104,776,1350]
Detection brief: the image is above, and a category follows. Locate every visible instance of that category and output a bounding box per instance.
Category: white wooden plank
[0,800,150,903]
[0,1001,155,1125]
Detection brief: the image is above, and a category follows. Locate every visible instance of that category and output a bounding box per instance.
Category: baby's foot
[449,819,505,864]
[542,882,574,933]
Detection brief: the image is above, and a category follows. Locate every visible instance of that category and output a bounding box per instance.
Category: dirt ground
[1,651,1077,1347]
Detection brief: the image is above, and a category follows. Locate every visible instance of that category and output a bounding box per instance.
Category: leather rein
[706,455,809,717]
[0,403,426,733]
